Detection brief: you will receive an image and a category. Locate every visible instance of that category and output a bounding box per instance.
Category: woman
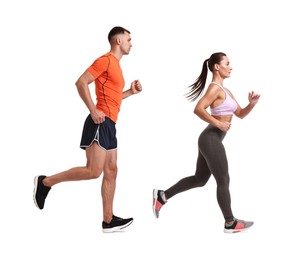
[152,52,260,233]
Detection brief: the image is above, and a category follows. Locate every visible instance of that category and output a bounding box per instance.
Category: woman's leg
[198,127,233,221]
[164,151,211,199]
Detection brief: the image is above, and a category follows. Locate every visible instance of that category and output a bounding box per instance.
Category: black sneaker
[102,215,133,233]
[33,175,51,209]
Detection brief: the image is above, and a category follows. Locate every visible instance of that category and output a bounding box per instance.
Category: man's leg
[34,142,106,209]
[101,149,117,223]
[44,142,106,186]
[101,149,133,232]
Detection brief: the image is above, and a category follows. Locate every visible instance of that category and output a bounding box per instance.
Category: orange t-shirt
[87,52,125,123]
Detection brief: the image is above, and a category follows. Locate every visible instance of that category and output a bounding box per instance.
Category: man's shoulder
[93,52,117,63]
[90,52,111,65]
[100,52,111,58]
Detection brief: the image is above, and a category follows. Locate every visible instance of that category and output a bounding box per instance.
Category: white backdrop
[1,0,292,259]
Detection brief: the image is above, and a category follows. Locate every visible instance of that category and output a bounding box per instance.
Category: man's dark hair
[108,26,130,43]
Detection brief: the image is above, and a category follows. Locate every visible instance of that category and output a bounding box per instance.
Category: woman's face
[217,56,233,78]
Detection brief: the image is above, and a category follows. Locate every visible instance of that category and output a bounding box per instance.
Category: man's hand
[131,80,142,94]
[91,109,105,124]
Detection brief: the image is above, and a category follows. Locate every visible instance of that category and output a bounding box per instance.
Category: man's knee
[104,166,118,180]
[89,167,103,179]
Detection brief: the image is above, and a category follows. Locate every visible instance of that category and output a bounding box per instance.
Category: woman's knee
[216,174,230,187]
[192,171,210,187]
[197,177,209,187]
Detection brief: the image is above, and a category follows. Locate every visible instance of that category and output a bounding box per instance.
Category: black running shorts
[80,114,117,151]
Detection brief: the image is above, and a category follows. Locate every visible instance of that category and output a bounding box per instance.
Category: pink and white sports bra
[210,82,237,116]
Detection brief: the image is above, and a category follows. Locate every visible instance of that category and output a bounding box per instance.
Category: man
[33,26,142,233]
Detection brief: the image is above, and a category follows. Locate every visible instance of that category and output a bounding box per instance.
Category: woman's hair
[185,52,227,101]
[108,26,130,43]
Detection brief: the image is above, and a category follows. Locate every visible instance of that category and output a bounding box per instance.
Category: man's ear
[116,37,121,45]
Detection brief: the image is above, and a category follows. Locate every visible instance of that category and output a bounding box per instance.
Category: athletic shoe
[102,215,133,233]
[224,218,254,233]
[152,189,166,218]
[33,175,51,209]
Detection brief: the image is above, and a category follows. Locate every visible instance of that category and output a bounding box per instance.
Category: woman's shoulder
[206,83,222,93]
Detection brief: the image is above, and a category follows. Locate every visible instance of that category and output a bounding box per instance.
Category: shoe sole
[102,219,134,233]
[152,189,159,218]
[33,175,41,209]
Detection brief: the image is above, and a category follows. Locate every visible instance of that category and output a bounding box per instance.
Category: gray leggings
[165,124,234,221]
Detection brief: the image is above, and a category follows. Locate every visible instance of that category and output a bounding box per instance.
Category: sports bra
[210,82,237,116]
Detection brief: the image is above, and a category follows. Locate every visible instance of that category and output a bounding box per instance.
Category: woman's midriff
[212,115,233,123]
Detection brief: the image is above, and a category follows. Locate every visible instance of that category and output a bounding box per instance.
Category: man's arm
[123,80,142,99]
[75,70,105,124]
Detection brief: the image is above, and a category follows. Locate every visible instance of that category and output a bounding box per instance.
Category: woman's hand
[248,91,260,105]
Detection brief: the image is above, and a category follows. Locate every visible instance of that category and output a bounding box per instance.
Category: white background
[1,0,292,259]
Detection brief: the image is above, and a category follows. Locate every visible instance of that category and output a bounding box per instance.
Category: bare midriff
[212,115,233,123]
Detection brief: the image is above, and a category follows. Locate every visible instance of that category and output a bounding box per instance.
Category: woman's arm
[233,91,261,119]
[194,85,232,132]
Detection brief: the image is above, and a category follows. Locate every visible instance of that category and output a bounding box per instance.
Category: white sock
[160,191,167,203]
